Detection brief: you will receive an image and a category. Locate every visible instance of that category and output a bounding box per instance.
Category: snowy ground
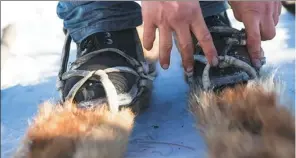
[1,2,295,158]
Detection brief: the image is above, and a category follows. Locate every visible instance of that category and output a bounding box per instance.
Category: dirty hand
[229,1,281,68]
[142,1,218,73]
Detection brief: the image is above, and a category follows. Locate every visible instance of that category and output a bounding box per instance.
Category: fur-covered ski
[189,76,295,158]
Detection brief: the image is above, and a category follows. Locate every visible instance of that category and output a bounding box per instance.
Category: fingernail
[212,57,219,67]
[162,64,169,70]
[185,69,193,78]
[186,66,193,73]
[253,59,262,68]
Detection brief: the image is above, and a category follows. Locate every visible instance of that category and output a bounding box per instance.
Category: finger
[190,4,218,66]
[174,24,194,72]
[143,22,157,51]
[260,15,276,41]
[278,1,282,16]
[242,13,262,68]
[158,26,173,70]
[273,1,280,25]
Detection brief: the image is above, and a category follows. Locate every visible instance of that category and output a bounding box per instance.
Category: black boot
[181,12,265,91]
[57,28,157,113]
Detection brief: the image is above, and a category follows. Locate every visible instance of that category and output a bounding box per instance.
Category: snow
[1,2,295,158]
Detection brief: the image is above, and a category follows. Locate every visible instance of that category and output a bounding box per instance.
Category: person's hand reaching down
[229,1,281,68]
[142,1,219,73]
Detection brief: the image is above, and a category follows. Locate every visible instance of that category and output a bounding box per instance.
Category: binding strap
[188,26,264,90]
[56,30,155,112]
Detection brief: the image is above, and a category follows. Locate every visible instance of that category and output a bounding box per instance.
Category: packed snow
[1,2,295,158]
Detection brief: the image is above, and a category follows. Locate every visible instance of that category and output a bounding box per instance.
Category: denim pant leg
[200,1,229,17]
[56,1,142,43]
[56,1,228,43]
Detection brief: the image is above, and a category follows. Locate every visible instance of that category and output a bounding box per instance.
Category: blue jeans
[57,1,229,43]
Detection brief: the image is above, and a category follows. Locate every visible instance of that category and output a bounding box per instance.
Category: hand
[142,1,218,73]
[229,1,281,68]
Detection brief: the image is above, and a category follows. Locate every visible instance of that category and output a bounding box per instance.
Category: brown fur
[13,101,135,158]
[189,78,295,158]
